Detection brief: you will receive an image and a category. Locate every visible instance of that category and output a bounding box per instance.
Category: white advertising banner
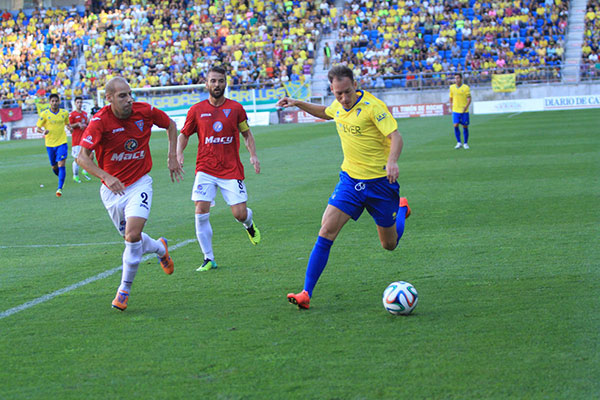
[473,98,544,114]
[544,95,600,110]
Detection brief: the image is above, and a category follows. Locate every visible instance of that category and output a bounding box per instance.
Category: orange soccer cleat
[112,290,129,311]
[399,197,411,219]
[287,290,311,310]
[157,237,174,275]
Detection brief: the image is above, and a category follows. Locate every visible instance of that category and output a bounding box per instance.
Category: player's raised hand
[250,155,261,174]
[168,154,184,183]
[276,97,296,108]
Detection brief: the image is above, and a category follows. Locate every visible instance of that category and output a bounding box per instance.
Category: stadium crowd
[1,0,336,109]
[336,0,570,89]
[581,0,600,79]
[0,0,597,110]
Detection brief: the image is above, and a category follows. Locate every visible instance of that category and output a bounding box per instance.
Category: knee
[125,232,142,242]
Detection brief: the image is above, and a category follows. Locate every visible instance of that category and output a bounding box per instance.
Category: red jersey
[81,102,171,187]
[180,98,248,180]
[69,109,88,146]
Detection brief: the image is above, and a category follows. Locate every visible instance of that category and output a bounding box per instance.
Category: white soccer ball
[382,281,418,315]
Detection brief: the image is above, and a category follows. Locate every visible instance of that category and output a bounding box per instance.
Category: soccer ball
[382,281,418,315]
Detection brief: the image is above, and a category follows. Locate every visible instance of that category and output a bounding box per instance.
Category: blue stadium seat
[385,80,393,88]
[461,41,470,49]
[424,34,432,43]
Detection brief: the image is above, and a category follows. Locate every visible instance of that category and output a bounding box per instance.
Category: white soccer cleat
[463,143,470,149]
[454,143,462,149]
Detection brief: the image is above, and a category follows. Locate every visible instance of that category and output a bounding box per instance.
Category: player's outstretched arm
[276,97,332,120]
[166,119,183,182]
[77,147,125,195]
[241,129,260,174]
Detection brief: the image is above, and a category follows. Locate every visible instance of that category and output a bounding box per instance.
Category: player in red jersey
[77,77,184,311]
[69,96,92,183]
[177,66,261,272]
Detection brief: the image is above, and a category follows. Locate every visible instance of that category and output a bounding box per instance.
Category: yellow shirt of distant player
[325,90,398,180]
[37,108,69,147]
[449,84,471,113]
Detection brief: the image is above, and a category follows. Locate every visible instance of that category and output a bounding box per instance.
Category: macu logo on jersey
[111,139,144,161]
[112,127,125,133]
[205,135,233,145]
[111,150,146,161]
[124,139,138,152]
[82,135,94,145]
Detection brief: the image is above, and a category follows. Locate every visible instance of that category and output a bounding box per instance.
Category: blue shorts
[452,112,470,126]
[46,143,68,166]
[328,171,400,228]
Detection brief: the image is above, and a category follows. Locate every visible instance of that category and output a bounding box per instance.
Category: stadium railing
[357,66,563,91]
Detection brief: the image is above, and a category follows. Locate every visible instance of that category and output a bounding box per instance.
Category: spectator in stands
[0,122,7,141]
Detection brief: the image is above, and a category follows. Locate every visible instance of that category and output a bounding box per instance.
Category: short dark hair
[327,65,354,83]
[454,73,463,78]
[75,96,83,101]
[49,93,59,101]
[208,66,227,76]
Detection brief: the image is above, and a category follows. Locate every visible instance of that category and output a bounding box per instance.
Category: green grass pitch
[0,109,598,399]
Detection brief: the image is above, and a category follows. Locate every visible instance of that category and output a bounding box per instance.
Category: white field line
[0,239,196,320]
[507,112,522,118]
[0,242,123,249]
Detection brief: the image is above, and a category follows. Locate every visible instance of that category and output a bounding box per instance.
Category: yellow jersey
[449,84,471,113]
[325,90,398,180]
[37,108,69,147]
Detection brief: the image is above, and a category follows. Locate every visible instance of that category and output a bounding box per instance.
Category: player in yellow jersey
[36,94,71,197]
[449,73,472,149]
[277,66,411,310]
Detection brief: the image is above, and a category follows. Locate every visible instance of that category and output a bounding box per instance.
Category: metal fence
[355,66,565,92]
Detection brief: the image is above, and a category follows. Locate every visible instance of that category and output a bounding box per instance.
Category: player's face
[207,72,227,99]
[330,77,358,110]
[107,81,133,119]
[455,75,463,86]
[49,97,59,112]
[74,99,82,111]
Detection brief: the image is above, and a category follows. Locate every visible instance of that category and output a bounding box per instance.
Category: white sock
[119,240,143,292]
[195,213,214,260]
[141,232,165,257]
[72,161,79,177]
[241,207,253,229]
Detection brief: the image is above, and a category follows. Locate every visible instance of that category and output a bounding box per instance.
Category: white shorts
[71,145,81,159]
[72,145,94,159]
[191,171,248,206]
[101,174,153,236]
